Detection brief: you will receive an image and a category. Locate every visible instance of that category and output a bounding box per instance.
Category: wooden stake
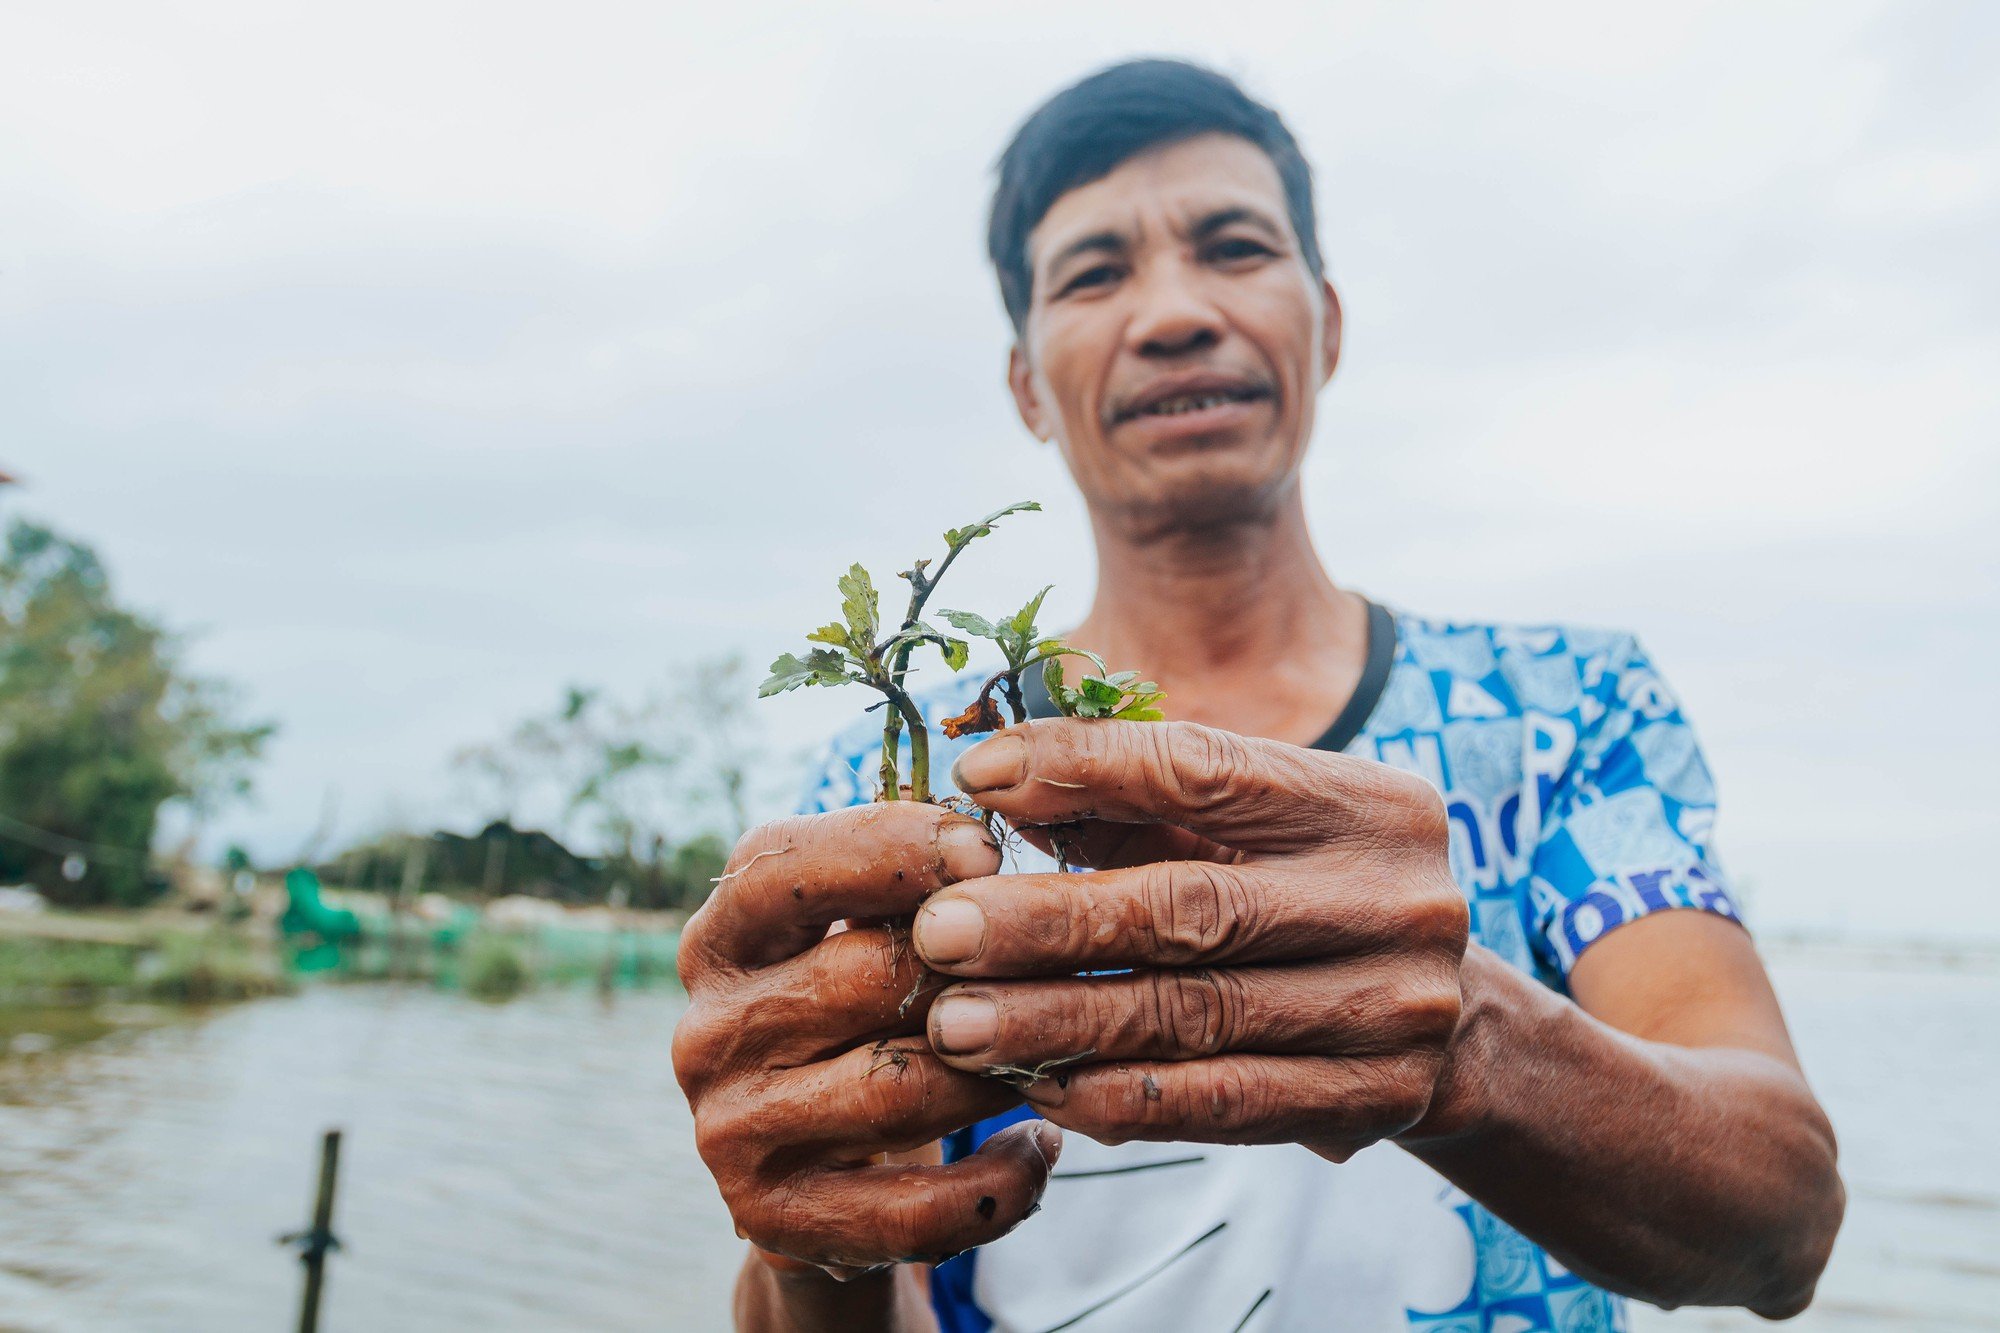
[281,1129,343,1333]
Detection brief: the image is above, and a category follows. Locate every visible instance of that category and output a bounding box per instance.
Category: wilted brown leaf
[939,694,1005,739]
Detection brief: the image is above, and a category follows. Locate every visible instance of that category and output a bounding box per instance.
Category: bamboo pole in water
[290,1129,342,1333]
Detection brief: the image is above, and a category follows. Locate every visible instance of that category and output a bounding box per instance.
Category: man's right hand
[672,800,1063,1286]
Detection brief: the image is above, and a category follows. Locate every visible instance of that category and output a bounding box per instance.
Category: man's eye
[1059,264,1120,295]
[1208,238,1274,263]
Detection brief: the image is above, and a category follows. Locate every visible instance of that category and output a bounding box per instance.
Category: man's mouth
[1113,380,1273,424]
[1133,388,1266,418]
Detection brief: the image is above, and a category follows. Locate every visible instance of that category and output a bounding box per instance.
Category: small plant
[937,590,1163,737]
[760,500,1164,803]
[759,502,1038,801]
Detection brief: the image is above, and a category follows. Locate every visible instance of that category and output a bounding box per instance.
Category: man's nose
[1127,265,1222,358]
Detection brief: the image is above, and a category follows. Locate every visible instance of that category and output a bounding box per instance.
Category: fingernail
[952,733,1027,794]
[1033,1119,1064,1167]
[929,994,998,1055]
[937,821,1000,882]
[1020,1073,1068,1108]
[914,897,985,965]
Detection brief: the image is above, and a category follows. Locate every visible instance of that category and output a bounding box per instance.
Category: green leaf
[837,563,878,647]
[1008,585,1052,640]
[1113,702,1166,722]
[805,622,851,649]
[1041,656,1076,713]
[1078,675,1126,708]
[938,609,1000,640]
[759,652,817,696]
[759,648,857,697]
[884,623,972,673]
[942,500,1042,551]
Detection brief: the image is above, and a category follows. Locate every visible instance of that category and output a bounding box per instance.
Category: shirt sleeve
[1527,635,1743,978]
[795,730,874,815]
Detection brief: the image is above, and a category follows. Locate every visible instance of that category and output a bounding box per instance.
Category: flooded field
[0,946,1993,1332]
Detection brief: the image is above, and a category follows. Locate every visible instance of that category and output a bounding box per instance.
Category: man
[673,59,1843,1332]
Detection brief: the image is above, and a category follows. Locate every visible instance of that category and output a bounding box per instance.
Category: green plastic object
[280,868,363,944]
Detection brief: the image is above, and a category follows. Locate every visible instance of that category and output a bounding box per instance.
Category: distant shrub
[461,933,529,1002]
[138,931,289,1003]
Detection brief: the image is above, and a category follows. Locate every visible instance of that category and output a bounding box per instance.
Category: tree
[0,519,273,905]
[678,654,759,839]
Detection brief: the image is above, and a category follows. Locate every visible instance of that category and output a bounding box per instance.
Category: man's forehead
[1026,133,1290,273]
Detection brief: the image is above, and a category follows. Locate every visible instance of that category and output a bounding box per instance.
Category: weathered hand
[915,719,1467,1163]
[672,801,1063,1278]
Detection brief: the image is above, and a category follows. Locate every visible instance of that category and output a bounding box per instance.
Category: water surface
[0,948,1992,1331]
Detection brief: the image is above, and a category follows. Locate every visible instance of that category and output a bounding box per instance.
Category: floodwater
[0,945,1993,1333]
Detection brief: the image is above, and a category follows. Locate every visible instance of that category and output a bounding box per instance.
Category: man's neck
[1065,491,1370,745]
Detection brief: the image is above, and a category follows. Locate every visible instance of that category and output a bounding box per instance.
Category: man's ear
[1007,344,1051,442]
[1319,277,1343,385]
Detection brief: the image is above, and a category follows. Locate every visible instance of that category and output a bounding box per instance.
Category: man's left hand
[914,718,1470,1163]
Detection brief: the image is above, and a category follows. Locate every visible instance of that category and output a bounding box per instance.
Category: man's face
[1009,133,1340,530]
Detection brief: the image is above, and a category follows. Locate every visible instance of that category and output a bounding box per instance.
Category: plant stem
[892,691,930,802]
[1000,674,1026,725]
[879,704,903,802]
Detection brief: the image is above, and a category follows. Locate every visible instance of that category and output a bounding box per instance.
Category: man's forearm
[734,1255,935,1333]
[1399,945,1843,1317]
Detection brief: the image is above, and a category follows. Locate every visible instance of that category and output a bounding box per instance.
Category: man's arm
[1402,911,1843,1317]
[925,718,1844,1319]
[734,1256,934,1333]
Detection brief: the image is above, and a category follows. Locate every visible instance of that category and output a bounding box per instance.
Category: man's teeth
[1140,391,1254,417]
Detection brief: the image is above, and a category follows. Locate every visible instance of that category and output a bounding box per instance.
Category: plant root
[866,1039,926,1080]
[984,1048,1096,1090]
[710,845,793,887]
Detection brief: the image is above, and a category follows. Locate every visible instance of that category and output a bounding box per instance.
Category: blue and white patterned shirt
[798,605,1741,1333]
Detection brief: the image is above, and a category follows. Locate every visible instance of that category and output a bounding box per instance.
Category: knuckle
[1345,1054,1434,1138]
[810,926,901,1000]
[669,1004,724,1084]
[1146,862,1251,960]
[1151,969,1234,1058]
[1181,1061,1261,1129]
[754,1176,815,1255]
[1414,886,1471,954]
[1396,975,1463,1049]
[691,1098,752,1174]
[1154,723,1257,808]
[1399,774,1451,848]
[1382,1055,1441,1132]
[675,905,721,989]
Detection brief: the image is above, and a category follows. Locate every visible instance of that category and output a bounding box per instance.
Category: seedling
[760,499,1166,805]
[758,501,1039,802]
[938,589,1164,736]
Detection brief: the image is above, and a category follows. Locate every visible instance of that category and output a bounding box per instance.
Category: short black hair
[987,59,1324,335]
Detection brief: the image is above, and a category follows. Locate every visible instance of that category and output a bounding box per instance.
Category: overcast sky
[3,1,1995,939]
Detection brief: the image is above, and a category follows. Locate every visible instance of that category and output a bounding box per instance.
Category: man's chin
[1103,458,1298,538]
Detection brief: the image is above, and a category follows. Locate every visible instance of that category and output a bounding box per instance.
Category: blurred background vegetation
[0,508,749,918]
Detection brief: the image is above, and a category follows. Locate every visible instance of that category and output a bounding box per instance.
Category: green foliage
[0,937,139,997]
[1042,660,1167,722]
[137,931,289,1004]
[758,502,1040,801]
[460,932,530,1001]
[0,931,288,1004]
[0,519,273,906]
[940,584,1165,736]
